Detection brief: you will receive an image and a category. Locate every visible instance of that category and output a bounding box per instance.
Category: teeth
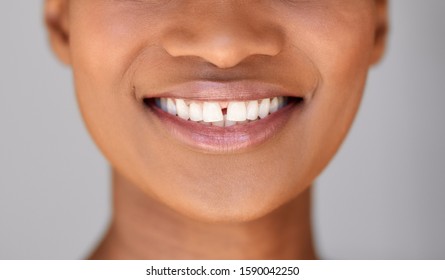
[160,98,168,112]
[269,97,279,113]
[166,98,177,115]
[189,102,203,121]
[277,96,284,109]
[224,115,236,127]
[154,96,290,126]
[258,98,270,119]
[176,99,189,120]
[212,120,225,127]
[279,96,289,109]
[246,100,259,121]
[203,102,223,122]
[226,101,247,122]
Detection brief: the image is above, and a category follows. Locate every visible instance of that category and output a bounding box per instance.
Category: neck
[90,170,317,260]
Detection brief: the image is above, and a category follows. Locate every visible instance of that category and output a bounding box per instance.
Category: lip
[140,80,307,154]
[140,80,309,101]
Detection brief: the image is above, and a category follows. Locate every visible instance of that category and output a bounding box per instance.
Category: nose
[161,3,284,69]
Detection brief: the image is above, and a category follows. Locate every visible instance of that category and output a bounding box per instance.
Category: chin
[172,201,281,224]
[155,181,302,224]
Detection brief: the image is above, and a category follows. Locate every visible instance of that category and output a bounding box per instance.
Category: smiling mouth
[139,80,308,153]
[143,96,303,128]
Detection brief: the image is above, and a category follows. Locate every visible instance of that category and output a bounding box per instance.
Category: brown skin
[45,0,387,259]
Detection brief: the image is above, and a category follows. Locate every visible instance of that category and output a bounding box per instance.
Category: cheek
[298,11,376,172]
[260,4,378,184]
[69,3,162,92]
[68,3,166,169]
[67,4,161,188]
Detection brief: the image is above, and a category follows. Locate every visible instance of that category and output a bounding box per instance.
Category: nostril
[161,17,284,69]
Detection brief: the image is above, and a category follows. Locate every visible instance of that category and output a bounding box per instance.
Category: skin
[45,0,388,259]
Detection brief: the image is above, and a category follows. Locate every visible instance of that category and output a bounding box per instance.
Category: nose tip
[161,16,284,69]
[163,30,282,69]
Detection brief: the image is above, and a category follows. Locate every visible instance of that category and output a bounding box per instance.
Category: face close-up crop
[45,0,387,225]
[4,0,445,262]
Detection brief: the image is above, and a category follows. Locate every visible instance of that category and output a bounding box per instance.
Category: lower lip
[144,99,302,153]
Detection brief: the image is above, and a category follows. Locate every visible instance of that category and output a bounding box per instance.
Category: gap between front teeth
[155,97,288,127]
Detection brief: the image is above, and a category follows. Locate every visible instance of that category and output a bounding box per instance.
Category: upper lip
[140,80,308,102]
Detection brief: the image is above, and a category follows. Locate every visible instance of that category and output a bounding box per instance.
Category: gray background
[1,1,444,259]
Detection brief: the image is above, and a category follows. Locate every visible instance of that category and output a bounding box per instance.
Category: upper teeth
[155,97,288,127]
[203,102,224,122]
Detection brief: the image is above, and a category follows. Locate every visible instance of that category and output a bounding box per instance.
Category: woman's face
[46,0,387,222]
